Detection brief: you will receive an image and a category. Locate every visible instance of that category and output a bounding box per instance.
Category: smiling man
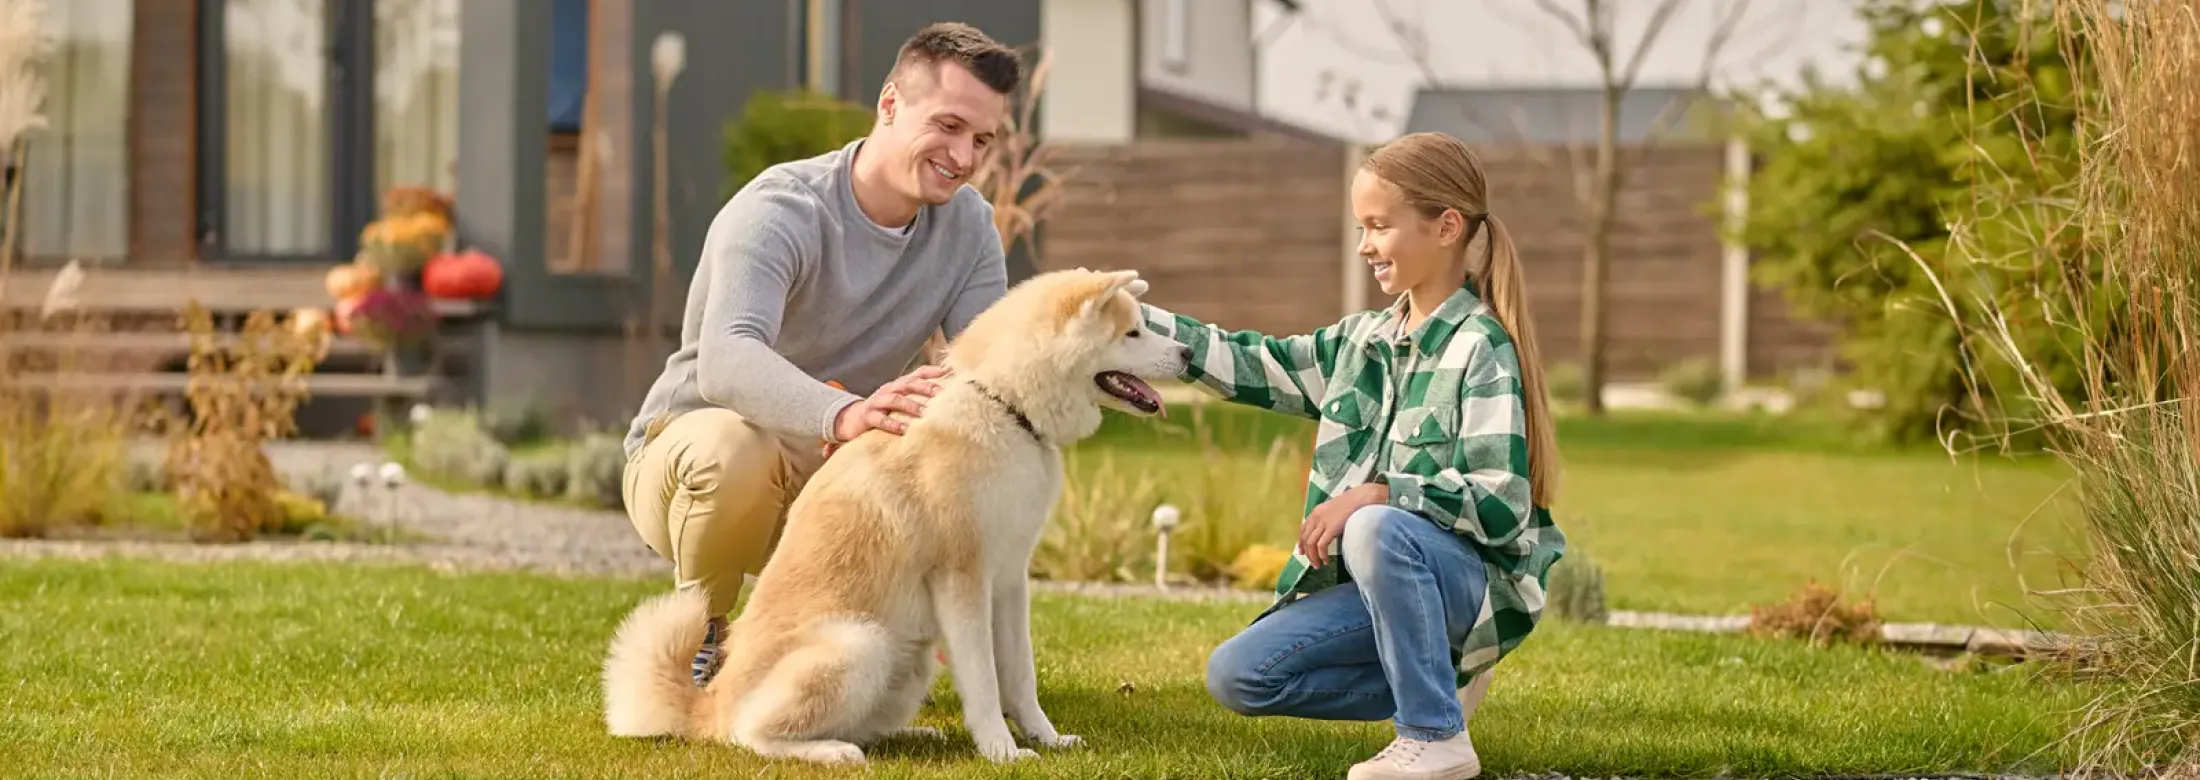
[621,22,1020,687]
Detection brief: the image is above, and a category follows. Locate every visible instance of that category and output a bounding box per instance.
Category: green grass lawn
[1081,403,2083,629]
[0,558,2083,779]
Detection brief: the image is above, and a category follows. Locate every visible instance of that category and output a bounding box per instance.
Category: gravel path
[4,441,668,579]
[0,441,1285,604]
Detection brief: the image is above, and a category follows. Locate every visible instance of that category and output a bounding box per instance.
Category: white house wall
[1253,0,1873,144]
[1140,0,1256,111]
[1041,0,1137,143]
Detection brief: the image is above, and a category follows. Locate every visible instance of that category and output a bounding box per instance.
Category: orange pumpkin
[326,264,373,302]
[422,249,504,300]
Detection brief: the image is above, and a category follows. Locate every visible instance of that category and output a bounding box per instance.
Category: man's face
[876,61,1008,207]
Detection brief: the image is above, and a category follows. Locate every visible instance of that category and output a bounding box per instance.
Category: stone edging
[1,539,2075,660]
[1036,582,2076,660]
[1607,610,2073,659]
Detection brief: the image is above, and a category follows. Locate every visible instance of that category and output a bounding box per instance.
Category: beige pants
[621,408,828,616]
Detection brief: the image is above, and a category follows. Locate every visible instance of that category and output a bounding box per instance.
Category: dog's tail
[602,587,711,739]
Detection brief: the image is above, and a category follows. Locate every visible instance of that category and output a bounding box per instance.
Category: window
[374,0,461,197]
[548,0,587,133]
[221,0,331,257]
[21,0,133,261]
[1160,0,1190,72]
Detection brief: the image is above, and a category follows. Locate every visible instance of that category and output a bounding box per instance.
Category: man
[620,22,1020,687]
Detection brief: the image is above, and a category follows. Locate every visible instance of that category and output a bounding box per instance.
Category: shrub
[1657,358,1724,409]
[1734,0,2085,445]
[281,465,347,511]
[1173,406,1310,584]
[721,90,872,200]
[1033,451,1159,584]
[1545,361,1586,411]
[1748,581,1881,648]
[163,303,321,543]
[563,433,625,508]
[1545,550,1609,624]
[410,408,510,488]
[0,388,137,537]
[1227,544,1293,593]
[482,398,553,446]
[502,450,570,500]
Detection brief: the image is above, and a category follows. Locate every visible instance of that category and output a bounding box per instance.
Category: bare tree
[1374,0,1756,415]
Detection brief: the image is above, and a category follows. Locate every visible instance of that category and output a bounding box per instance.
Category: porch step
[0,330,473,361]
[1,266,483,318]
[5,371,437,398]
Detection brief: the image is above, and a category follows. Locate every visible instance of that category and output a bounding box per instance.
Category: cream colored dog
[600,268,1189,766]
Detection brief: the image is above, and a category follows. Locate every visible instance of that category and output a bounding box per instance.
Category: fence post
[1341,143,1370,318]
[1719,130,1753,394]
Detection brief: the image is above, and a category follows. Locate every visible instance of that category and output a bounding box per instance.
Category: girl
[1140,132,1566,780]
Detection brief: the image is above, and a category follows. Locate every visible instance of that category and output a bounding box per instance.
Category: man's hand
[830,365,953,445]
[1297,482,1390,570]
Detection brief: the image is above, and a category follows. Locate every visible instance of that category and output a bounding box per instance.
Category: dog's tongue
[1120,374,1162,414]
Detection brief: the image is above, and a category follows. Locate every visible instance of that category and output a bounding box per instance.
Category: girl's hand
[1298,483,1390,569]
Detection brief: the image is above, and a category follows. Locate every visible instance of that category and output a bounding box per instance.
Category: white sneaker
[1346,732,1481,780]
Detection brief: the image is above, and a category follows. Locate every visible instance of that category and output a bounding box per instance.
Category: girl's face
[1349,169,1466,297]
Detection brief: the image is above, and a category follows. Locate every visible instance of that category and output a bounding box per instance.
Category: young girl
[1140,132,1566,780]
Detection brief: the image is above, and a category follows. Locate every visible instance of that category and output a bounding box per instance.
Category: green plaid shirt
[1140,284,1566,684]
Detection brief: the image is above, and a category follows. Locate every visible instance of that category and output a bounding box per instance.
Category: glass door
[197,0,373,264]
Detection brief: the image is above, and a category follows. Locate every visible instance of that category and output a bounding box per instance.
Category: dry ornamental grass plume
[1916,1,2200,774]
[967,45,1076,261]
[0,0,51,147]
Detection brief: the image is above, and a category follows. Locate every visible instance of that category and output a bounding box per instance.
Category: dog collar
[969,380,1043,444]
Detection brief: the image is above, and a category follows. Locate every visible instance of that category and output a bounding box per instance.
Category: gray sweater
[623,139,1009,455]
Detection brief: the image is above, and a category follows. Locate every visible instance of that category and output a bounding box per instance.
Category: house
[1,0,1046,434]
[1036,0,1326,144]
[4,0,1375,433]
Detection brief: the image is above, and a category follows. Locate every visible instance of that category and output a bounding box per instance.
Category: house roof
[1140,85,1352,145]
[1403,86,1732,145]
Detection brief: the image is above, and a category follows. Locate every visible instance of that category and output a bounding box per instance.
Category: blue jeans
[1205,505,1489,741]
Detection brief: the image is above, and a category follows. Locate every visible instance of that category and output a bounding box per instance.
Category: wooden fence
[1040,138,1838,383]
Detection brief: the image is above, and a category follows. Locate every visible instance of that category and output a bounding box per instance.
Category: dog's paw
[979,740,1040,764]
[793,741,867,765]
[893,726,947,741]
[1037,733,1083,750]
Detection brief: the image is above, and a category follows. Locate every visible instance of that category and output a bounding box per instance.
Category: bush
[1734,0,2085,445]
[1545,361,1586,410]
[1173,407,1310,583]
[0,390,137,537]
[281,465,347,511]
[482,399,554,446]
[563,433,625,508]
[1658,358,1723,409]
[1032,452,1159,584]
[163,304,321,543]
[1748,581,1881,648]
[502,450,570,500]
[1227,544,1293,593]
[410,409,510,488]
[722,90,872,200]
[1545,550,1609,624]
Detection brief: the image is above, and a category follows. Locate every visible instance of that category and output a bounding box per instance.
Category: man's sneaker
[691,616,727,688]
[1346,731,1481,780]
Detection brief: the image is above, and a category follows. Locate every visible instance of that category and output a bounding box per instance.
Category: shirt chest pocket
[1386,403,1459,471]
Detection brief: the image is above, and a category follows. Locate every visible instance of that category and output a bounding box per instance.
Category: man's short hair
[890,22,1022,96]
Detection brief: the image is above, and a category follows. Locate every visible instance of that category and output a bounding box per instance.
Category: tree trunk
[1579,82,1622,416]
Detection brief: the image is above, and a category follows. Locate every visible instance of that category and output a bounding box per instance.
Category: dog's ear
[1079,270,1144,319]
